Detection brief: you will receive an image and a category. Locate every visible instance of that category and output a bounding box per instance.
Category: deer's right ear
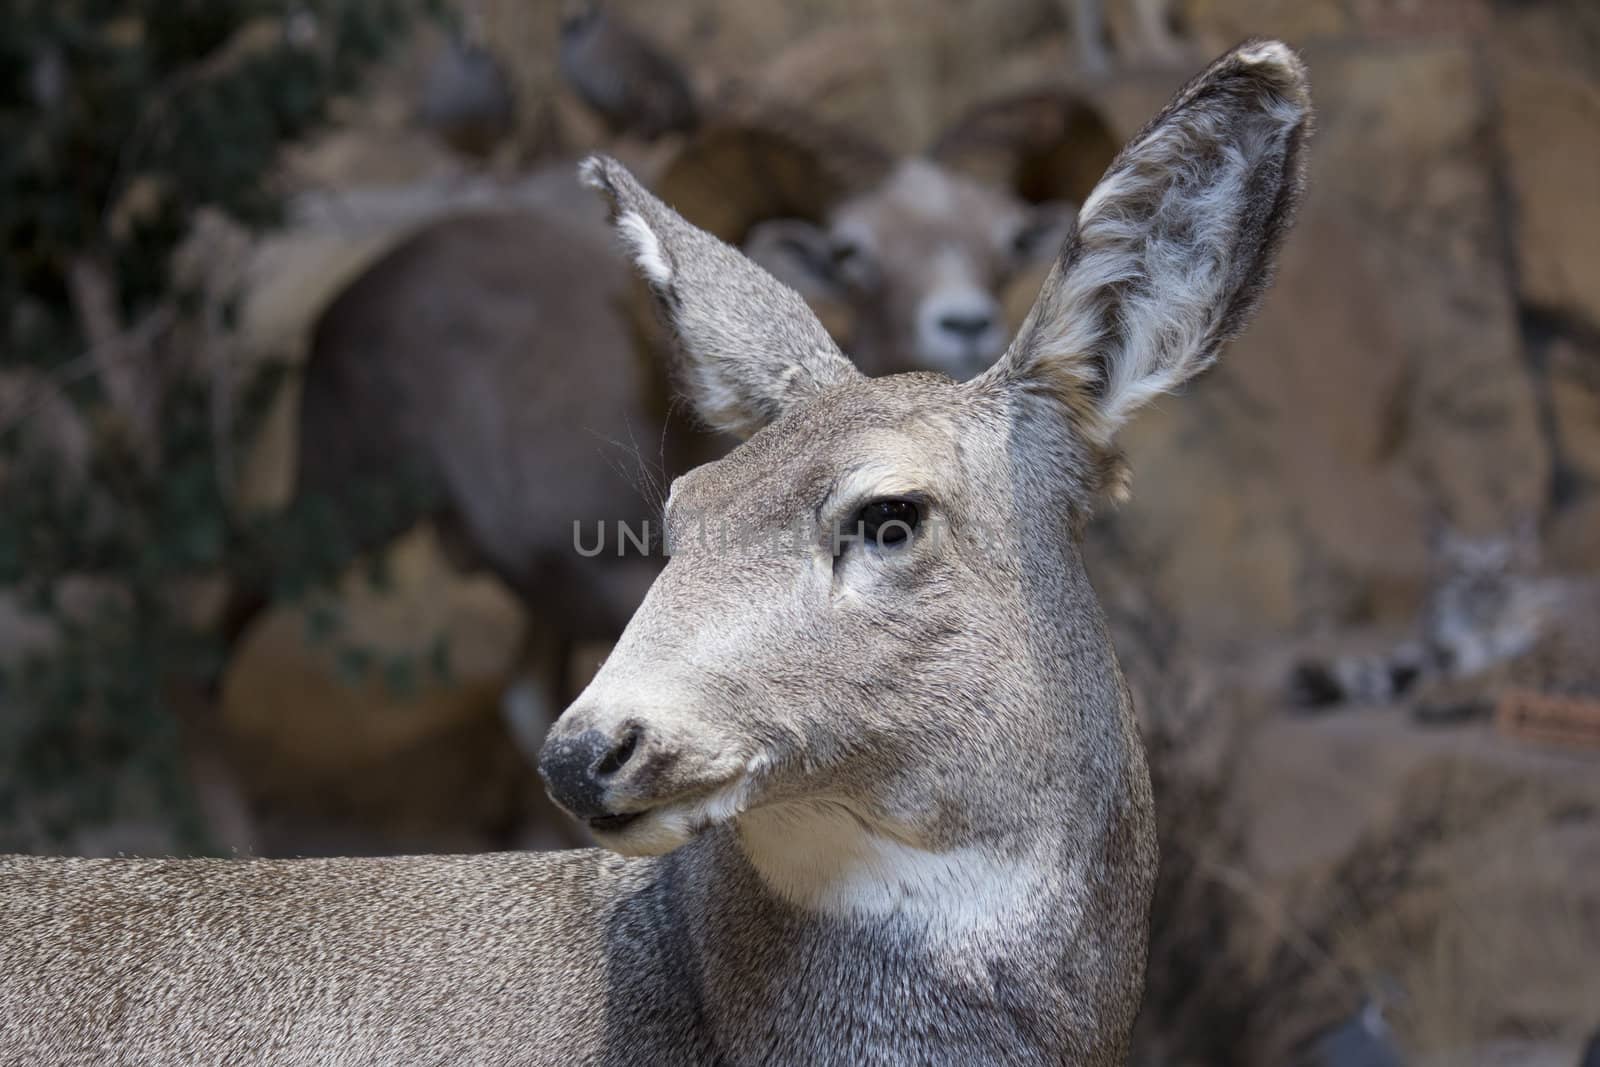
[581,156,862,438]
[981,40,1311,455]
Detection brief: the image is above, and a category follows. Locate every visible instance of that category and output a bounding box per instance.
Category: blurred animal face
[745,161,1074,379]
[1426,528,1548,673]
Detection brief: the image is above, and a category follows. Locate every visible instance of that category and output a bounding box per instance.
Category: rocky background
[3,2,1598,1064]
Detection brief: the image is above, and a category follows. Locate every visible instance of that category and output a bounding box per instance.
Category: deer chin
[587,764,764,857]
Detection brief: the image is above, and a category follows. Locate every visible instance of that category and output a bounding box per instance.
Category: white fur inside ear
[617,210,673,287]
[576,155,608,191]
[1235,40,1295,68]
[997,45,1307,445]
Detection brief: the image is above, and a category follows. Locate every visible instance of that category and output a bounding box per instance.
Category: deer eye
[830,239,863,266]
[854,498,920,548]
[1010,222,1053,259]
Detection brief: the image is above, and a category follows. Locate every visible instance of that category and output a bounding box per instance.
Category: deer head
[541,39,1310,936]
[656,89,1121,380]
[744,159,1078,379]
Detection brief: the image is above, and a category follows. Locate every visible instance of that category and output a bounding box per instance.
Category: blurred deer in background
[659,91,1118,378]
[1,41,1310,1063]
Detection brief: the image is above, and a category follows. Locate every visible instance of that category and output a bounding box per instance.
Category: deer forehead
[665,376,981,524]
[835,160,1024,260]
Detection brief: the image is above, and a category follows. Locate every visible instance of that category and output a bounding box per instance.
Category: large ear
[981,39,1312,450]
[580,155,862,438]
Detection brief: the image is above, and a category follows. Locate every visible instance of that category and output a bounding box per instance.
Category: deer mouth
[585,811,643,833]
[578,767,764,856]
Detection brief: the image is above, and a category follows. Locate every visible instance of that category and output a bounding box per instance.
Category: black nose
[937,312,994,339]
[538,724,642,819]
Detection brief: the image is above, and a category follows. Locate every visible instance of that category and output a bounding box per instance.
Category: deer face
[542,372,1049,859]
[746,161,1074,380]
[542,42,1310,902]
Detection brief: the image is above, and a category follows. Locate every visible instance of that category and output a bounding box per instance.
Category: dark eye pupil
[858,499,919,546]
[831,241,860,265]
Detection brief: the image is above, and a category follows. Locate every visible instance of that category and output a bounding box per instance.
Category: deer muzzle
[538,696,757,854]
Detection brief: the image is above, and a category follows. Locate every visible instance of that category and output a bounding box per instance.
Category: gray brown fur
[0,40,1310,1065]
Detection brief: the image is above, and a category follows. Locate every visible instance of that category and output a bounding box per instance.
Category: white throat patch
[736,802,1047,934]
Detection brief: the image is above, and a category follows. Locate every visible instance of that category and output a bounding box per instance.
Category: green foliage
[3,1,435,355]
[0,1,444,853]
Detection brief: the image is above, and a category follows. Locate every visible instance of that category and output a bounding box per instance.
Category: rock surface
[219,525,535,853]
[1492,1,1600,329]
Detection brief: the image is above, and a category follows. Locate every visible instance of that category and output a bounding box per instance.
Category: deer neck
[627,549,1151,1058]
[642,796,1142,1064]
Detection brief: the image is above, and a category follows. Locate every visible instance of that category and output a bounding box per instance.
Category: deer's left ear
[581,156,862,439]
[982,39,1311,448]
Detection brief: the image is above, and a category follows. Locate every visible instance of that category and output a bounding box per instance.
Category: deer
[0,41,1309,1063]
[661,91,1117,380]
